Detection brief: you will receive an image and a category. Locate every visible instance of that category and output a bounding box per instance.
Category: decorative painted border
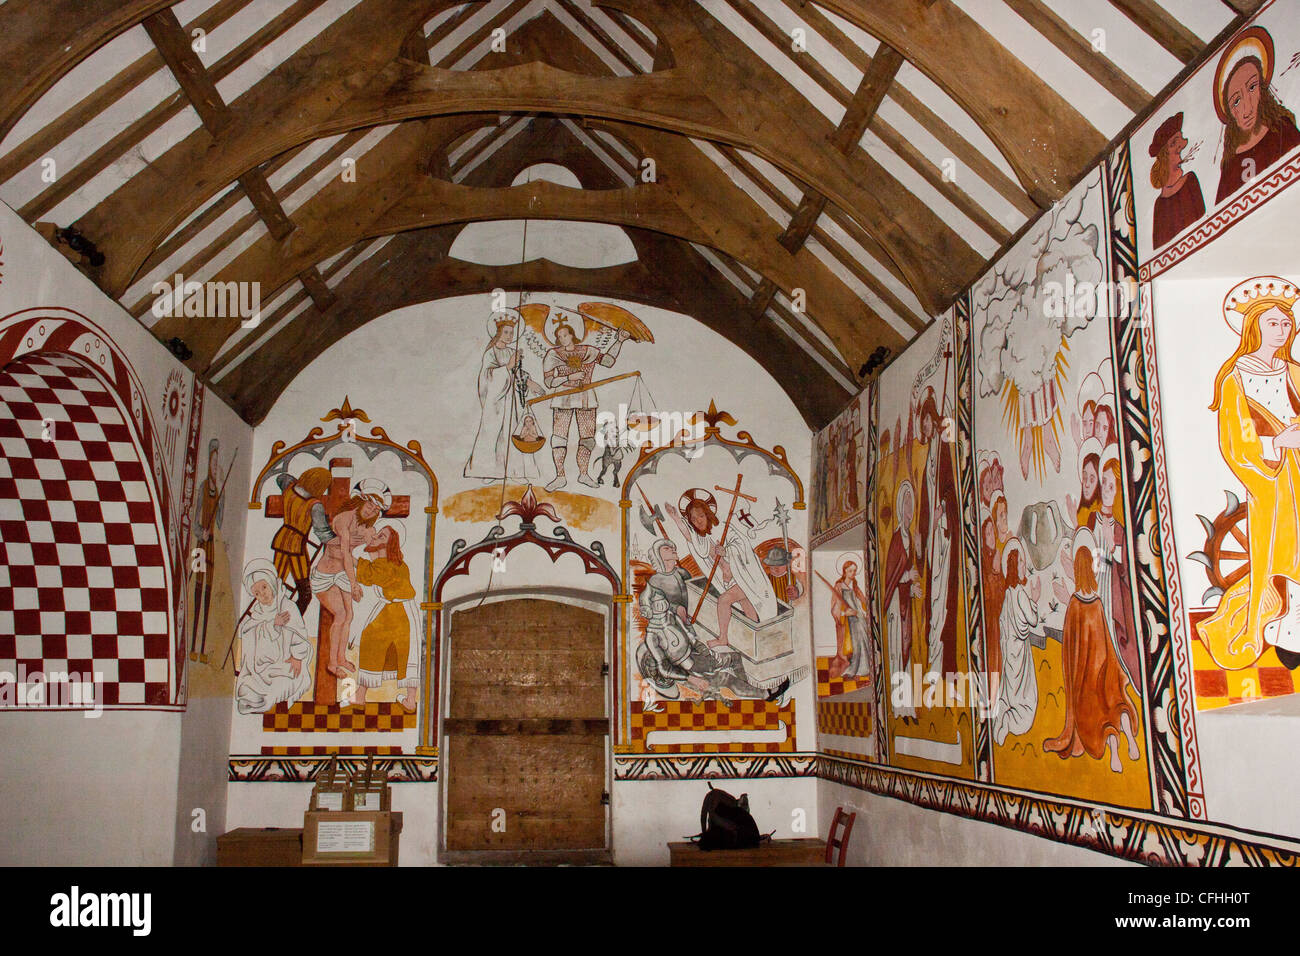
[818,754,1297,865]
[432,486,619,749]
[614,752,816,781]
[1104,144,1197,818]
[628,699,795,753]
[0,308,180,705]
[863,379,887,763]
[810,510,864,549]
[952,294,991,781]
[1137,280,1206,814]
[1139,152,1300,282]
[175,380,204,702]
[229,754,438,783]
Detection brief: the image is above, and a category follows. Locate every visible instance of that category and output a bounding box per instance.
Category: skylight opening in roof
[448,163,637,268]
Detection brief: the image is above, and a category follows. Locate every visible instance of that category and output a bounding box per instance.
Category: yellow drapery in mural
[1198,363,1300,669]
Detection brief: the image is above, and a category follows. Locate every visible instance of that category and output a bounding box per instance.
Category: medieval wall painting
[1147,180,1300,717]
[622,408,811,753]
[875,315,974,777]
[969,170,1152,808]
[1132,2,1300,265]
[811,391,866,546]
[230,292,813,775]
[227,398,435,763]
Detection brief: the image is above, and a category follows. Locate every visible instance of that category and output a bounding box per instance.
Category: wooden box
[217,827,304,867]
[302,810,402,866]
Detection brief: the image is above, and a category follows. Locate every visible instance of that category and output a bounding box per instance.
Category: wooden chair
[825,806,856,866]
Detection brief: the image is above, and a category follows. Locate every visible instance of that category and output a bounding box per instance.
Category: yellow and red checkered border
[628,699,794,753]
[816,656,870,699]
[261,701,414,733]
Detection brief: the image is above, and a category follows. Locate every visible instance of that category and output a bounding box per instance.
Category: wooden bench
[668,838,826,867]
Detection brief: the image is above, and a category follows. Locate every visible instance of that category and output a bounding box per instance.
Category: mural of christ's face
[361,499,382,520]
[1259,305,1294,351]
[1226,59,1263,134]
[686,502,710,534]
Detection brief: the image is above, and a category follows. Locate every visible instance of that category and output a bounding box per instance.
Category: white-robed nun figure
[235,558,313,714]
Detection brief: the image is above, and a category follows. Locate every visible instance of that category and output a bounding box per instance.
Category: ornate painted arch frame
[616,401,806,754]
[248,398,439,731]
[427,486,620,752]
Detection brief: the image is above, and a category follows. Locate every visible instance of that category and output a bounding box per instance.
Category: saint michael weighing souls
[463,301,655,489]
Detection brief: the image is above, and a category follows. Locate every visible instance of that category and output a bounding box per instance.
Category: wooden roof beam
[1107,0,1204,65]
[805,0,1107,204]
[1002,0,1150,113]
[214,227,853,428]
[142,7,333,311]
[151,117,899,374]
[0,0,176,144]
[73,0,976,316]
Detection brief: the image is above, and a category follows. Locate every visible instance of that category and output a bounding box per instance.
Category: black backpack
[690,783,766,851]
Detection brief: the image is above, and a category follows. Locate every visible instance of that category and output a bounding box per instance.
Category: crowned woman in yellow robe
[1199,277,1300,670]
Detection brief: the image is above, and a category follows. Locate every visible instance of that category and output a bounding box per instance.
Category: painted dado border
[229,754,438,783]
[614,752,817,780]
[818,754,1299,866]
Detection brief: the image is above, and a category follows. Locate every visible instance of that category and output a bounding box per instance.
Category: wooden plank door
[444,599,607,852]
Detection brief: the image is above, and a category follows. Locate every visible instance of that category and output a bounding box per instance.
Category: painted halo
[1071,526,1099,568]
[1078,436,1104,482]
[835,552,862,580]
[1222,275,1300,335]
[678,487,718,520]
[1213,26,1275,127]
[894,479,915,526]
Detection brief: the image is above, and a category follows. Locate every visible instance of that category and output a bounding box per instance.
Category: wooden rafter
[141,7,334,312]
[1107,0,1204,65]
[808,0,1107,204]
[1002,0,1150,113]
[69,0,980,316]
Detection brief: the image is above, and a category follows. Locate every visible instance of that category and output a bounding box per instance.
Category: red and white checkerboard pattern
[0,354,172,706]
